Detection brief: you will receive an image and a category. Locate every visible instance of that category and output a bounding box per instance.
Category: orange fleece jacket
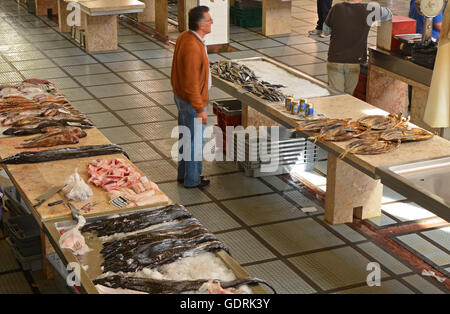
[171,31,209,113]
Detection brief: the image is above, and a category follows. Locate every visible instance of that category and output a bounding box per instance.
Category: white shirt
[191,30,212,90]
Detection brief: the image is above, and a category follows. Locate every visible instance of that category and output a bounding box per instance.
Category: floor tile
[216,230,276,264]
[50,77,79,89]
[366,213,398,227]
[100,126,142,144]
[116,69,166,82]
[35,40,75,50]
[257,46,302,57]
[63,64,110,76]
[203,172,273,200]
[260,176,294,191]
[93,52,138,63]
[276,54,323,66]
[134,49,174,59]
[335,279,413,294]
[106,60,151,72]
[357,242,412,275]
[240,39,284,49]
[53,55,97,67]
[282,190,321,208]
[228,42,250,51]
[158,182,211,205]
[144,57,173,68]
[223,193,305,226]
[101,94,156,110]
[382,202,436,222]
[71,99,107,114]
[150,138,178,158]
[244,260,316,294]
[43,47,86,58]
[0,272,33,294]
[293,42,329,54]
[132,79,172,93]
[24,33,65,42]
[396,234,450,266]
[289,246,389,291]
[401,274,445,294]
[59,87,93,101]
[254,218,344,255]
[0,71,22,83]
[318,216,367,243]
[118,34,149,44]
[87,112,123,128]
[220,50,263,60]
[20,67,67,79]
[275,35,318,45]
[120,142,162,162]
[147,91,175,105]
[4,51,46,62]
[209,87,232,100]
[294,62,328,76]
[158,67,172,77]
[74,73,124,87]
[87,83,139,98]
[421,227,450,250]
[202,160,238,176]
[208,54,227,63]
[132,120,178,140]
[382,186,407,204]
[118,107,174,124]
[120,41,163,51]
[134,159,177,183]
[12,59,55,70]
[186,203,241,233]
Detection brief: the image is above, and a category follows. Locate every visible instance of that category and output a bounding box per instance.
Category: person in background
[171,6,213,188]
[322,0,392,94]
[309,0,333,37]
[409,0,444,41]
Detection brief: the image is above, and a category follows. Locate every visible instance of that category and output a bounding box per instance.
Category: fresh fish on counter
[3,121,93,136]
[0,144,129,164]
[102,240,227,273]
[94,275,276,294]
[20,127,87,148]
[81,205,193,237]
[210,61,285,102]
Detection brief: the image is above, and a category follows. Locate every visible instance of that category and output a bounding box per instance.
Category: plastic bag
[59,216,90,256]
[63,168,93,202]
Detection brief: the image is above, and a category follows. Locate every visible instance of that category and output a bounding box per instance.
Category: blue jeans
[174,95,206,187]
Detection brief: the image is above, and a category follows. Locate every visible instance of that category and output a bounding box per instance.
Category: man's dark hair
[189,6,209,31]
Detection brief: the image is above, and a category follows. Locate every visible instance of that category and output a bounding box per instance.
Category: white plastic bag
[63,168,93,202]
[59,216,90,256]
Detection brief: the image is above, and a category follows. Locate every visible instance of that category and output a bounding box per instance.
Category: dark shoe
[185,179,210,189]
[178,176,204,183]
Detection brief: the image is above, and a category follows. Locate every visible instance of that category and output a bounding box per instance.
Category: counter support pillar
[83,14,118,53]
[325,154,382,225]
[138,0,155,23]
[262,0,292,36]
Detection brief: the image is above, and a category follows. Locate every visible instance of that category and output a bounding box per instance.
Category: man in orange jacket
[171,6,213,188]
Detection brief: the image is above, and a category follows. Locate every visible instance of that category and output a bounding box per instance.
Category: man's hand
[197,110,208,125]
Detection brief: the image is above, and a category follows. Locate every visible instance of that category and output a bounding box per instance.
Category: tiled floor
[0,0,448,294]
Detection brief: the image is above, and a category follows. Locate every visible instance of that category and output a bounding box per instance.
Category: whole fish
[379,128,433,142]
[339,140,400,158]
[81,205,193,237]
[1,144,129,164]
[94,275,277,294]
[102,240,227,273]
[20,133,80,148]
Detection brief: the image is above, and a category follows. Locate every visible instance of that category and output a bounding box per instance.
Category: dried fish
[20,127,87,148]
[1,144,129,164]
[379,128,433,142]
[339,140,400,158]
[295,118,351,133]
[94,275,277,294]
[357,113,408,130]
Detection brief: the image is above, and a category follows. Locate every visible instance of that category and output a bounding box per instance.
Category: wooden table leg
[138,0,155,23]
[57,0,71,33]
[40,230,54,280]
[83,14,118,52]
[262,0,292,36]
[35,0,58,16]
[325,154,382,225]
[155,0,168,37]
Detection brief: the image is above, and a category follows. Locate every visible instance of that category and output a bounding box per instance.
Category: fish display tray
[43,205,268,294]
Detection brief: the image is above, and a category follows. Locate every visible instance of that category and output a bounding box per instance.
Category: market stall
[211,57,450,225]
